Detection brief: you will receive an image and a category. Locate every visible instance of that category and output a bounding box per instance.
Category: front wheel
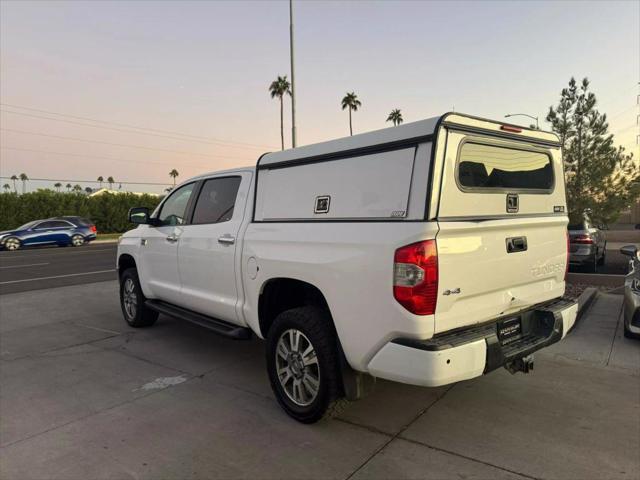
[266,306,345,423]
[3,237,21,251]
[119,268,158,328]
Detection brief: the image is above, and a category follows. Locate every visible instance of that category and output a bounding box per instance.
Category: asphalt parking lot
[1,264,638,479]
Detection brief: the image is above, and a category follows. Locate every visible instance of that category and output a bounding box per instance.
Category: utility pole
[289,0,297,148]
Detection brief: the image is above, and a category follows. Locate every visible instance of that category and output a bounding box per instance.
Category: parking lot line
[0,269,116,284]
[0,262,50,269]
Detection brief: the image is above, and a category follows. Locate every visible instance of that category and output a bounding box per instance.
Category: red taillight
[572,234,593,244]
[90,225,97,233]
[393,240,438,315]
[500,125,522,133]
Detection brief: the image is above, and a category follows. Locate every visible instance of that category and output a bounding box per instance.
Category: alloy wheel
[122,278,138,319]
[275,329,320,406]
[72,235,84,247]
[5,238,19,251]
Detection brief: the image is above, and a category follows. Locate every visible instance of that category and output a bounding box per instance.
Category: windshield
[17,221,38,230]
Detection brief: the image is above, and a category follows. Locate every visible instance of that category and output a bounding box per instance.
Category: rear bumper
[367,297,578,387]
[569,248,595,264]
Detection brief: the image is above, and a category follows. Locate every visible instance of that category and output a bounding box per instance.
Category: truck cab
[117,112,577,423]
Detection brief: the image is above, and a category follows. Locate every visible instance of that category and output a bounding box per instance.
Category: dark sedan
[0,217,97,251]
[568,215,606,272]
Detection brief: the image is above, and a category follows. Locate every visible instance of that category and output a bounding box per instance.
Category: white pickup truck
[117,113,578,423]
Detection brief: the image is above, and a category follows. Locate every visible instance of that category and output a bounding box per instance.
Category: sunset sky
[1,0,638,193]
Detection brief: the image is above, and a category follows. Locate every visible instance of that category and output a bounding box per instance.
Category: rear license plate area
[497,317,522,345]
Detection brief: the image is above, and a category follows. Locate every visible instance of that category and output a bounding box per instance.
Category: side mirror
[129,207,153,225]
[620,245,638,258]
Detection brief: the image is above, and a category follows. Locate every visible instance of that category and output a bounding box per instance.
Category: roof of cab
[258,112,560,169]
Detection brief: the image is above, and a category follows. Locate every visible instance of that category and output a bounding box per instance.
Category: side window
[157,183,195,226]
[50,221,72,229]
[35,221,55,230]
[192,177,242,224]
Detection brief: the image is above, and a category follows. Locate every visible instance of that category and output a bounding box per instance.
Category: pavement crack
[605,301,625,367]
[341,384,455,480]
[398,436,541,480]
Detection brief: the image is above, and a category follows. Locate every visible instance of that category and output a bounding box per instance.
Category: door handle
[218,235,235,245]
[506,236,527,253]
[166,234,179,243]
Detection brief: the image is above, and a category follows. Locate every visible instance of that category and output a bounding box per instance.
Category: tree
[169,169,179,185]
[97,176,104,188]
[269,75,291,150]
[73,184,82,192]
[107,176,115,190]
[341,92,361,136]
[19,173,28,194]
[386,109,403,126]
[66,183,72,192]
[85,187,93,194]
[10,175,18,193]
[54,182,62,192]
[547,77,640,225]
[3,184,10,192]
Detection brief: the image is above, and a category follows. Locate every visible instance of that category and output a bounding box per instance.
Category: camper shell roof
[258,112,560,170]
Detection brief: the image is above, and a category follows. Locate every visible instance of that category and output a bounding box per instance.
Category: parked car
[620,245,640,339]
[0,217,97,251]
[568,215,606,272]
[117,112,578,423]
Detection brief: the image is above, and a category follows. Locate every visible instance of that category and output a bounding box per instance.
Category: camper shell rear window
[456,141,554,193]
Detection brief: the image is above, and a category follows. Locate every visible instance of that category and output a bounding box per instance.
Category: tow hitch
[505,354,534,374]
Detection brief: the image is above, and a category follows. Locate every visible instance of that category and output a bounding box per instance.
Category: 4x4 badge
[506,193,519,213]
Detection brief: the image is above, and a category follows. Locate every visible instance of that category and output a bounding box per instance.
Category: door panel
[139,183,195,304]
[177,173,250,323]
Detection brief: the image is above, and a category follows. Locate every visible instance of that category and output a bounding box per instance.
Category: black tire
[266,306,345,423]
[119,268,158,328]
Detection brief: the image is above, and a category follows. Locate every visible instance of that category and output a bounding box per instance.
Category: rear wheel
[119,268,158,328]
[71,234,85,247]
[4,237,21,251]
[266,306,345,423]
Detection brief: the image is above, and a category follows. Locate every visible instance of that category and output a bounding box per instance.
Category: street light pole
[289,0,297,148]
[505,113,539,130]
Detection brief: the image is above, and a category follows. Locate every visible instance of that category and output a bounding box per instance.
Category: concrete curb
[91,239,119,244]
[567,272,625,288]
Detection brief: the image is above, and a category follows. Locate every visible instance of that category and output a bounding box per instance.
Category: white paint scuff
[138,375,188,391]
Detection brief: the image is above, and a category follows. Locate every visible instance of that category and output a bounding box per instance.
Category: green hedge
[0,191,161,233]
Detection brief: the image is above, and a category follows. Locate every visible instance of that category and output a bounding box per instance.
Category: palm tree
[97,176,104,188]
[386,109,403,126]
[169,169,179,186]
[341,92,362,136]
[269,75,291,150]
[85,187,93,194]
[19,173,28,194]
[66,183,72,192]
[107,176,115,190]
[10,175,18,193]
[54,182,62,192]
[3,183,10,192]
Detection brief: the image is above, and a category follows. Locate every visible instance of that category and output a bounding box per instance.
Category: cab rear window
[457,142,553,192]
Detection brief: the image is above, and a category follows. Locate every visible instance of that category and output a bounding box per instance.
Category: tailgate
[433,122,567,334]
